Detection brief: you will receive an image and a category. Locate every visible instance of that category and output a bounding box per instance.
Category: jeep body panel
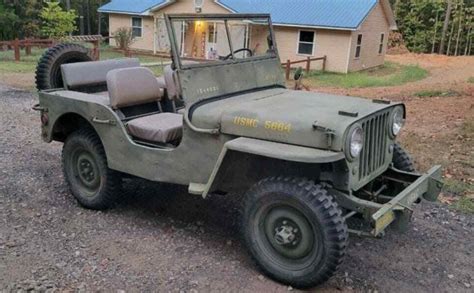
[198,137,345,197]
[39,89,349,189]
[190,87,399,151]
[40,90,226,185]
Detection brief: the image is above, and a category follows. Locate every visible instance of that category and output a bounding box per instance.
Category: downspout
[345,32,353,74]
[153,15,157,54]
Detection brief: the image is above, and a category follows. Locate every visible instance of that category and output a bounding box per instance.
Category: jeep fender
[195,137,345,197]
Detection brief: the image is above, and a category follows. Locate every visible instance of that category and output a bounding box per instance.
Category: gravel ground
[1,84,473,292]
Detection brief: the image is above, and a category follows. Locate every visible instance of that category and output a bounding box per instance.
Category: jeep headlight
[390,107,404,137]
[346,125,364,159]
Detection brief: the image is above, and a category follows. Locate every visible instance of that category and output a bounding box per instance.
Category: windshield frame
[164,13,279,70]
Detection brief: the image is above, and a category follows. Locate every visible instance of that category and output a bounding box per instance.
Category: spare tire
[35,43,92,91]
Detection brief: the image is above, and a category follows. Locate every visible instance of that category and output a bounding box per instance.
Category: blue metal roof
[98,0,166,14]
[98,0,378,29]
[218,0,378,29]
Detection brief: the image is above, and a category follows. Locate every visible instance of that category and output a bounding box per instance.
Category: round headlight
[391,107,404,136]
[348,126,363,158]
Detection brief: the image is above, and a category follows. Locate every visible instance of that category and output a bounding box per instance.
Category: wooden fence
[0,35,103,61]
[0,39,54,61]
[282,56,327,80]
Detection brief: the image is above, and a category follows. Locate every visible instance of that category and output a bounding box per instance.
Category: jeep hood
[190,88,397,151]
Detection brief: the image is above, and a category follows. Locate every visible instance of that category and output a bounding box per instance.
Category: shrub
[113,27,135,51]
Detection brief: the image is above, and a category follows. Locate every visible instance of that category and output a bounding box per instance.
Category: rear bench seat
[60,58,140,98]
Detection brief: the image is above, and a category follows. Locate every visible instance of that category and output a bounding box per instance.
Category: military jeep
[34,14,442,288]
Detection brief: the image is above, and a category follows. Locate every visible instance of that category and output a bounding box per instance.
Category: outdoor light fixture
[194,0,203,13]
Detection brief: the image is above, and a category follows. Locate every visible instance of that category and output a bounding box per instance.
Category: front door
[205,22,217,59]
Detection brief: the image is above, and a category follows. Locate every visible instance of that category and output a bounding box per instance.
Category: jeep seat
[106,67,183,144]
[61,58,140,95]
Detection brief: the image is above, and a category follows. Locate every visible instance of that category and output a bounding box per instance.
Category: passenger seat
[106,67,183,144]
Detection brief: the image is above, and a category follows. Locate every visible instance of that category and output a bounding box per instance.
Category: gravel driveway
[0,84,473,292]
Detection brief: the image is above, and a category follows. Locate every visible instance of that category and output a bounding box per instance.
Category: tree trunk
[439,0,453,54]
[454,9,463,56]
[85,0,91,35]
[465,26,472,56]
[98,0,102,35]
[446,4,458,56]
[432,10,440,53]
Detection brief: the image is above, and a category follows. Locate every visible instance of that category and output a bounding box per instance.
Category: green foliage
[40,1,77,39]
[0,2,20,40]
[453,196,474,213]
[113,27,135,50]
[306,62,428,88]
[468,77,474,83]
[392,0,473,55]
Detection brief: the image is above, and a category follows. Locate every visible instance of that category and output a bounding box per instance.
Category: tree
[439,0,453,54]
[0,2,20,40]
[40,1,77,39]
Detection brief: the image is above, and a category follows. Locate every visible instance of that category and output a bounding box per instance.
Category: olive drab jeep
[33,14,443,288]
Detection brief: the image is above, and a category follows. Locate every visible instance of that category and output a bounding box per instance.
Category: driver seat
[106,67,183,144]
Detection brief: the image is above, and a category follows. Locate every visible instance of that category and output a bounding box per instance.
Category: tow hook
[33,104,49,126]
[32,104,47,112]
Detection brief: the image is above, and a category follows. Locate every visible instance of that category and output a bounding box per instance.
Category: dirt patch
[308,54,474,99]
[1,81,473,291]
[0,72,35,91]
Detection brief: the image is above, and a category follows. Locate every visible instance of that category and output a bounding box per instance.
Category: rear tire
[62,128,121,210]
[242,177,348,288]
[35,43,92,91]
[392,143,416,172]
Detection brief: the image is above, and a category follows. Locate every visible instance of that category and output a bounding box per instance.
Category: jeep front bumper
[370,165,443,236]
[333,165,443,237]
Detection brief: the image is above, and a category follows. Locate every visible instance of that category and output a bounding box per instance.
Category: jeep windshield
[165,14,278,69]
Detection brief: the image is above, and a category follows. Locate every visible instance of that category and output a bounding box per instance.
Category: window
[379,33,385,54]
[355,34,362,58]
[131,17,142,38]
[297,31,315,55]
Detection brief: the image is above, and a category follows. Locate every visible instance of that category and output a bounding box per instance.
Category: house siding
[108,14,155,51]
[155,0,230,14]
[348,3,390,72]
[106,0,392,73]
[273,26,352,73]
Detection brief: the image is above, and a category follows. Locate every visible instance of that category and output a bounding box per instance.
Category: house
[98,0,397,73]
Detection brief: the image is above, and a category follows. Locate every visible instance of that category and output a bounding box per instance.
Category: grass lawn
[304,61,428,88]
[414,89,461,98]
[0,46,168,76]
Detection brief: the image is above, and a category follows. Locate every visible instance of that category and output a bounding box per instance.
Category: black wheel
[392,143,416,172]
[62,128,121,210]
[35,43,92,91]
[243,177,348,288]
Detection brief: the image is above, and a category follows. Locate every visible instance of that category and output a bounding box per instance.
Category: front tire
[243,177,348,288]
[392,143,416,172]
[62,128,121,210]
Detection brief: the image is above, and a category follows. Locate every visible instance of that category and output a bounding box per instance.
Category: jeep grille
[359,111,390,180]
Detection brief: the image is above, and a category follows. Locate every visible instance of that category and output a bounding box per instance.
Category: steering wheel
[221,48,253,60]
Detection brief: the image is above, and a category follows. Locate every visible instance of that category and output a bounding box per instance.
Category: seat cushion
[107,67,164,109]
[126,113,183,143]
